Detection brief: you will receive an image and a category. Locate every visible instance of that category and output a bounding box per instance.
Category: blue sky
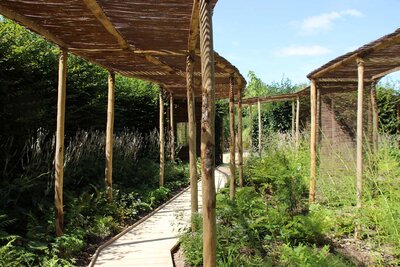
[213,0,400,86]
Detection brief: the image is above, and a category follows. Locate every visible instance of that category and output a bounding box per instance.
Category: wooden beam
[159,88,165,187]
[249,104,253,150]
[309,79,317,204]
[0,5,67,48]
[229,76,236,200]
[291,99,295,137]
[105,72,115,201]
[170,94,175,163]
[188,0,200,55]
[237,88,244,187]
[296,96,300,148]
[54,49,68,236]
[258,98,262,157]
[199,0,217,265]
[372,66,400,81]
[186,56,198,221]
[356,58,364,213]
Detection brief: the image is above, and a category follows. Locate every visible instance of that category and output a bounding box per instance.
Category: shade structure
[0,0,246,98]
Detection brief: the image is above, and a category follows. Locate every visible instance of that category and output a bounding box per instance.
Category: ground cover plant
[0,129,189,266]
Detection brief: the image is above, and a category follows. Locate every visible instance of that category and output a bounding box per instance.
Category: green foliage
[376,82,400,134]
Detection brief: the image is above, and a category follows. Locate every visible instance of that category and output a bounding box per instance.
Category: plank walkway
[89,165,229,267]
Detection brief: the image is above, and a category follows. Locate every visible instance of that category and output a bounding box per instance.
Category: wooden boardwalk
[89,165,229,267]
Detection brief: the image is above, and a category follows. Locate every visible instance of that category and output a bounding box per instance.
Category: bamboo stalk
[258,98,262,157]
[229,76,236,200]
[355,58,364,238]
[199,0,217,265]
[170,94,175,163]
[186,55,198,219]
[54,49,67,236]
[105,71,115,201]
[159,88,165,187]
[309,79,317,204]
[238,89,244,187]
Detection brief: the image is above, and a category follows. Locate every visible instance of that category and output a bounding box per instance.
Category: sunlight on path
[90,161,230,267]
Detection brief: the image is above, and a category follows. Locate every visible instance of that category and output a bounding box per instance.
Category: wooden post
[54,49,67,236]
[159,88,165,187]
[238,88,244,187]
[331,95,336,144]
[170,93,175,163]
[249,104,253,150]
[229,76,236,200]
[105,71,115,201]
[291,99,295,137]
[258,98,262,157]
[309,79,317,204]
[186,55,198,217]
[356,58,364,234]
[199,0,217,265]
[370,82,379,154]
[295,96,300,148]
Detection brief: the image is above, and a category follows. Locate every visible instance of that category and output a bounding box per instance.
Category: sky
[212,0,400,86]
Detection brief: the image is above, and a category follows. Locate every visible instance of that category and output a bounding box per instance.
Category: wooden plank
[170,94,175,163]
[54,49,67,236]
[105,72,115,201]
[258,98,262,157]
[229,76,236,200]
[186,55,198,225]
[237,89,244,187]
[159,88,165,187]
[309,79,317,204]
[199,0,217,265]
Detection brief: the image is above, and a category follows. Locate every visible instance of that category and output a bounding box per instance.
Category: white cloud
[277,45,332,57]
[298,9,363,34]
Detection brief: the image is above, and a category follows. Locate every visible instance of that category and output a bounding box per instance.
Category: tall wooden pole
[170,93,175,163]
[291,99,295,137]
[238,88,244,187]
[55,49,67,236]
[249,104,253,150]
[331,95,336,144]
[309,79,317,204]
[159,88,165,187]
[356,58,364,232]
[370,82,379,154]
[199,0,216,265]
[105,71,115,201]
[229,76,236,200]
[295,96,300,148]
[258,98,262,157]
[186,55,198,217]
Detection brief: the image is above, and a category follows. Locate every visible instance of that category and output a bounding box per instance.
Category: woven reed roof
[308,28,400,91]
[0,0,245,99]
[240,87,310,105]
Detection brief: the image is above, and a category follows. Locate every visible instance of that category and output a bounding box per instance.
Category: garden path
[89,162,231,266]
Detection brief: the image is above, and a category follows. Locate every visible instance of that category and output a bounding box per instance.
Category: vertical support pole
[331,95,336,157]
[249,104,253,150]
[199,0,216,265]
[316,86,321,144]
[170,94,175,163]
[370,81,379,154]
[309,79,317,204]
[159,88,165,187]
[55,49,67,236]
[186,55,198,220]
[356,58,364,237]
[258,98,262,157]
[238,88,244,187]
[295,96,300,148]
[291,99,295,137]
[229,76,236,200]
[105,71,115,201]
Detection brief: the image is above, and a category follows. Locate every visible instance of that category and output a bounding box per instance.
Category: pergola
[0,1,246,265]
